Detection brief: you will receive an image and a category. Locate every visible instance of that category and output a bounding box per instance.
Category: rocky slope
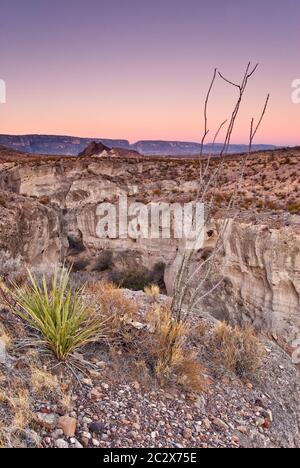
[0,289,299,448]
[0,148,299,345]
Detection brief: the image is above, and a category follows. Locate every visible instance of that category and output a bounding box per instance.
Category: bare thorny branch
[171,63,269,322]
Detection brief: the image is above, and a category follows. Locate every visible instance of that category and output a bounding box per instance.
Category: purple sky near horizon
[0,0,299,145]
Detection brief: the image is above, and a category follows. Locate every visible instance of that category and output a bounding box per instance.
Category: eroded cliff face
[0,190,66,264]
[223,221,300,343]
[0,157,299,344]
[165,220,300,344]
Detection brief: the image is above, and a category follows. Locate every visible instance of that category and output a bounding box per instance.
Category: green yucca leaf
[6,267,107,360]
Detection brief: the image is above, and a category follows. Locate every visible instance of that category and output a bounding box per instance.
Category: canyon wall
[0,158,299,343]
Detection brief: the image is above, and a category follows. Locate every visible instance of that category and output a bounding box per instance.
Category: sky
[0,0,299,145]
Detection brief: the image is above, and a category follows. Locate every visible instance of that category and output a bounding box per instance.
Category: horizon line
[0,132,296,148]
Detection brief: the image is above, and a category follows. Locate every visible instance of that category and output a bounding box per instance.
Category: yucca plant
[7,267,108,360]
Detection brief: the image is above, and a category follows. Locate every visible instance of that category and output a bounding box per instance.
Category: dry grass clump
[144,284,160,297]
[0,385,32,447]
[143,306,206,392]
[87,282,138,345]
[211,321,263,378]
[0,322,11,349]
[30,367,59,397]
[287,201,300,214]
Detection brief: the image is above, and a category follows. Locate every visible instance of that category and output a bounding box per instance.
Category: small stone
[89,369,101,379]
[73,439,83,448]
[133,381,140,391]
[82,416,93,424]
[89,388,102,401]
[24,429,41,448]
[265,410,273,423]
[132,423,141,430]
[92,438,100,447]
[101,383,109,391]
[81,378,93,387]
[182,428,193,439]
[97,361,106,368]
[213,417,228,431]
[203,417,211,430]
[34,412,57,430]
[262,419,272,430]
[52,428,64,439]
[151,431,157,439]
[57,416,77,437]
[237,426,247,434]
[130,321,145,330]
[255,418,265,427]
[81,437,90,448]
[55,438,69,449]
[89,422,105,434]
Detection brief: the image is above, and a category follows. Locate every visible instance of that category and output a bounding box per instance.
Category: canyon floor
[0,145,299,448]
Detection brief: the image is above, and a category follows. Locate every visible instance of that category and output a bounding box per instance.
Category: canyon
[0,146,299,346]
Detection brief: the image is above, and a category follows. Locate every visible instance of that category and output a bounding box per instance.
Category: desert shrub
[6,267,109,360]
[112,262,166,292]
[144,284,160,297]
[142,306,206,391]
[86,282,137,345]
[211,321,263,378]
[287,201,300,214]
[93,250,113,272]
[110,266,152,291]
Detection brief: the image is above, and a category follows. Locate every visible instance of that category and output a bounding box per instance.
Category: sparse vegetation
[144,284,160,297]
[110,266,152,291]
[211,321,263,378]
[87,281,138,345]
[141,305,206,391]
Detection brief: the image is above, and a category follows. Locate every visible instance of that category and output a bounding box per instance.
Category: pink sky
[0,0,299,145]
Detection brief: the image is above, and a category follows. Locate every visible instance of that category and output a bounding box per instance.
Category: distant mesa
[78,141,111,158]
[0,134,278,157]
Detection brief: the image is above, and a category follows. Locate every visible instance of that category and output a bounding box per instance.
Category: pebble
[212,417,228,431]
[89,422,105,434]
[57,416,77,437]
[92,438,100,447]
[34,412,57,430]
[55,439,69,449]
[182,428,193,439]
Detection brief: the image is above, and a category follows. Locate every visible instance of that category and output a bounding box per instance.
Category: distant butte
[78,141,110,158]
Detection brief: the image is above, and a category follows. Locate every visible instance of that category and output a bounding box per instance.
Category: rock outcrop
[78,141,111,158]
